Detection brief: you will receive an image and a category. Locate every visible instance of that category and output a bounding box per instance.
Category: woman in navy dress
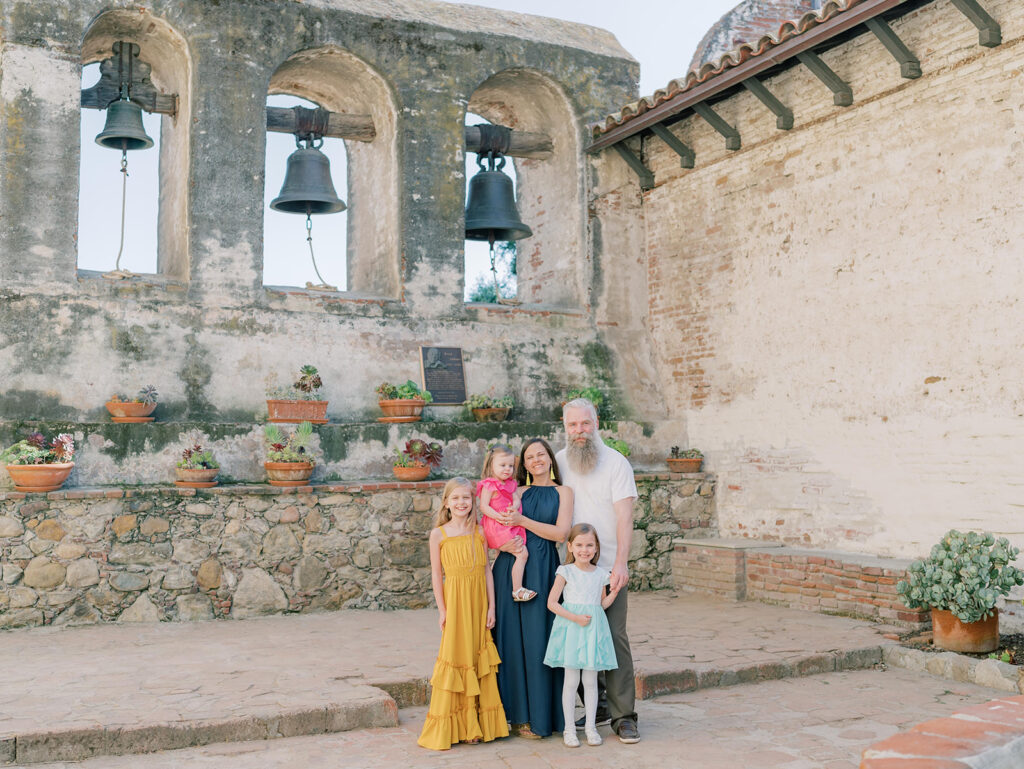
[491,438,573,739]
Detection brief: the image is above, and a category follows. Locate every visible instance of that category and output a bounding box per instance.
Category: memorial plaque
[420,346,467,405]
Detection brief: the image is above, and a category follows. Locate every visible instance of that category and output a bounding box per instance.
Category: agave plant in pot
[264,421,316,487]
[174,442,220,488]
[1,432,76,492]
[266,365,328,424]
[897,529,1024,653]
[376,380,433,423]
[106,385,159,423]
[392,439,443,482]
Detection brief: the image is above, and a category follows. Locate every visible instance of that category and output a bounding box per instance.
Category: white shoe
[585,728,603,746]
[563,730,580,748]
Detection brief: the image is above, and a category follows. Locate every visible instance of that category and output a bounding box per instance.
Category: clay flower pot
[266,400,329,424]
[106,401,157,423]
[378,398,425,423]
[667,457,703,473]
[5,462,74,493]
[931,608,999,653]
[174,467,219,489]
[471,407,511,423]
[393,464,430,482]
[265,461,314,487]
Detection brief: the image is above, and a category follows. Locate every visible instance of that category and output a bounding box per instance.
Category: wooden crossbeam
[866,17,921,79]
[796,51,853,106]
[692,102,741,150]
[650,123,695,168]
[950,0,1001,47]
[742,78,794,130]
[612,143,654,190]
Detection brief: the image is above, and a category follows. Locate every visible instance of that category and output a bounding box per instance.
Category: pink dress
[477,477,525,550]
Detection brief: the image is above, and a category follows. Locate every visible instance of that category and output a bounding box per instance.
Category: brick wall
[596,0,1024,558]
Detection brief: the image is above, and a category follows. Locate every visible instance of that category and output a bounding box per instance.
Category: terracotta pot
[393,464,430,482]
[471,407,511,423]
[266,399,329,424]
[174,467,219,488]
[264,461,314,487]
[931,608,999,653]
[378,398,425,423]
[106,401,157,423]
[667,457,703,473]
[5,462,74,493]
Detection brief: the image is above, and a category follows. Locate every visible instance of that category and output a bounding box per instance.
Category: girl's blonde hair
[433,476,476,529]
[565,523,601,565]
[480,443,515,481]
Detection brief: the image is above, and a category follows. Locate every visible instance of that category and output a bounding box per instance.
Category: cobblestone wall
[0,474,714,628]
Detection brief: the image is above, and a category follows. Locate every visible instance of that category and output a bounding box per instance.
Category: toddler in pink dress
[477,444,535,601]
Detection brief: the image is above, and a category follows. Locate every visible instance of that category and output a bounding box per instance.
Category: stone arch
[268,47,400,297]
[81,9,192,280]
[468,68,583,307]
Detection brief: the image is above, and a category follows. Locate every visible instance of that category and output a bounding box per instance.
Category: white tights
[562,667,598,732]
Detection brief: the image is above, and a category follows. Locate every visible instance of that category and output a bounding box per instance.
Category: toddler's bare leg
[511,547,529,593]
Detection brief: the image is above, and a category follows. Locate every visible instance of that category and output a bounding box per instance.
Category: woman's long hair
[515,437,562,487]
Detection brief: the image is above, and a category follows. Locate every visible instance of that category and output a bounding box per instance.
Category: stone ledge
[883,646,1024,694]
[860,695,1024,768]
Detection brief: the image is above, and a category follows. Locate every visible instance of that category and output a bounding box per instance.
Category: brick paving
[25,669,999,768]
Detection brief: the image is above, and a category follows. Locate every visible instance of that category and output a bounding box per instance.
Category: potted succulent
[376,380,433,423]
[1,432,76,492]
[106,385,159,423]
[266,365,328,424]
[897,529,1024,653]
[392,439,443,482]
[667,446,703,473]
[465,392,514,422]
[174,442,220,488]
[264,421,316,486]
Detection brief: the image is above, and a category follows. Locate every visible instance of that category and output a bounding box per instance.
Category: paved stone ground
[24,669,998,768]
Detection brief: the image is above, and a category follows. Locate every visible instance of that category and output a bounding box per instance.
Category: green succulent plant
[264,421,316,464]
[375,380,433,403]
[896,529,1024,624]
[603,436,631,457]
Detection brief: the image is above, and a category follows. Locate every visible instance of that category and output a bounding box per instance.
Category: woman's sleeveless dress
[417,528,509,750]
[492,485,565,736]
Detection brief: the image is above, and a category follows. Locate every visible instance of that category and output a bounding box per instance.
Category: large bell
[270,145,346,215]
[95,98,154,151]
[465,155,532,242]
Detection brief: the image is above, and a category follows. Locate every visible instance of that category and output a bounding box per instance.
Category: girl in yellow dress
[418,477,509,750]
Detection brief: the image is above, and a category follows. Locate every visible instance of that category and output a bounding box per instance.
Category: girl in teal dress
[544,523,620,748]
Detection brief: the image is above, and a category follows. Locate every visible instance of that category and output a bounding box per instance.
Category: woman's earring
[526,473,532,487]
[549,468,556,481]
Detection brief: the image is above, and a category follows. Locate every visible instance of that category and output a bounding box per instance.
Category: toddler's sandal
[512,587,537,602]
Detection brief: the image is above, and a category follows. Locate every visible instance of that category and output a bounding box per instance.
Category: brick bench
[860,695,1024,768]
[672,538,928,626]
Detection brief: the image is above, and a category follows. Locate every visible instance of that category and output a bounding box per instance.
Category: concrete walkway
[0,593,996,766]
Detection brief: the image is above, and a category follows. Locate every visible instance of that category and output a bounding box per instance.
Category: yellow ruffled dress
[418,527,508,750]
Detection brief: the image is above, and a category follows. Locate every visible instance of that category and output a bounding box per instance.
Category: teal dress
[543,564,617,671]
[492,485,564,736]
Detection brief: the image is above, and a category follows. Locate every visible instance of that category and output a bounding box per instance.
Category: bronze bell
[270,144,346,215]
[465,153,532,243]
[95,98,154,151]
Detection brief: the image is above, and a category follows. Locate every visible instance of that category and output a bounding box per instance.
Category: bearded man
[554,398,640,744]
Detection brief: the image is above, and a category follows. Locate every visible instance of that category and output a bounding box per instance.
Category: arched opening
[263,94,348,289]
[467,69,582,307]
[266,47,399,297]
[464,111,519,302]
[79,11,191,280]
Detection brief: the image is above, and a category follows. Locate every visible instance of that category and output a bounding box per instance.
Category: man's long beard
[566,433,599,474]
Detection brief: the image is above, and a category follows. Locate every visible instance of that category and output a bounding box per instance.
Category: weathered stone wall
[595,0,1024,557]
[0,474,714,627]
[0,0,664,426]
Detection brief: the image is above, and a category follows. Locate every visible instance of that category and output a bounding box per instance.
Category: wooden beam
[865,17,921,78]
[266,107,376,143]
[692,102,741,150]
[742,77,794,129]
[650,123,695,168]
[950,0,1001,47]
[796,51,853,106]
[612,143,654,190]
[464,125,553,159]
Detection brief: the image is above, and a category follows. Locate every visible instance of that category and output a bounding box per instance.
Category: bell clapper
[102,147,137,281]
[304,212,337,292]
